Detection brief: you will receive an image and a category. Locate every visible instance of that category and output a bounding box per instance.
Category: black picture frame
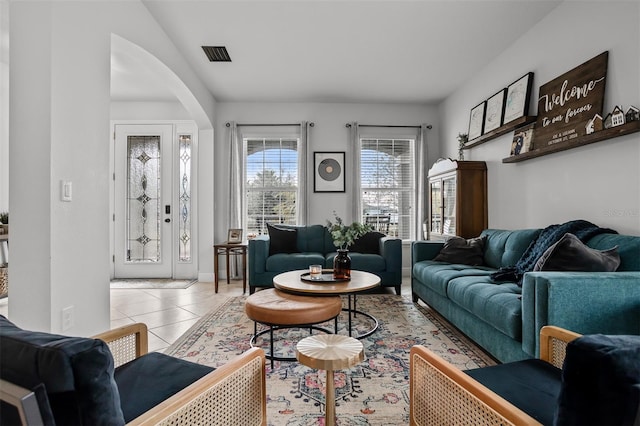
[503,72,534,124]
[314,152,345,193]
[484,88,507,133]
[468,101,486,140]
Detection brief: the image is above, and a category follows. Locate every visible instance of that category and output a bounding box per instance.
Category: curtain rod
[226,122,314,127]
[345,123,432,129]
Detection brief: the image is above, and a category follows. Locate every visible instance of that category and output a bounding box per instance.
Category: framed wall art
[314,152,345,192]
[503,72,534,124]
[468,101,486,140]
[484,88,507,133]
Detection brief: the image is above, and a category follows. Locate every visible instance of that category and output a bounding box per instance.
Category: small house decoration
[626,106,639,123]
[611,106,625,127]
[604,113,613,129]
[586,114,603,135]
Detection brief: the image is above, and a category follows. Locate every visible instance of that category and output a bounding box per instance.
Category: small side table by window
[213,243,247,294]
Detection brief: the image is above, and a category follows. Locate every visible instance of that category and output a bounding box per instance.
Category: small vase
[333,249,351,279]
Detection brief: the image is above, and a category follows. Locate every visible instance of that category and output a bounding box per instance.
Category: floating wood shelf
[502,120,640,163]
[463,116,537,150]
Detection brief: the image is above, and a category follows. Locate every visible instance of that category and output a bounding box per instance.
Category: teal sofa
[412,228,640,363]
[248,224,402,295]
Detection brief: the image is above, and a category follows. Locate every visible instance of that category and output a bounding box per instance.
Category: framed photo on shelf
[484,88,507,133]
[503,72,534,124]
[468,101,486,140]
[510,123,535,156]
[227,228,243,244]
[314,152,345,192]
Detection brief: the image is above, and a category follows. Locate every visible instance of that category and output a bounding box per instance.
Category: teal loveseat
[411,228,640,363]
[248,224,402,295]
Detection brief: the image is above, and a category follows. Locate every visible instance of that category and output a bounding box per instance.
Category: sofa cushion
[466,359,561,426]
[266,253,325,271]
[0,315,125,426]
[555,334,640,426]
[446,276,523,340]
[267,224,299,255]
[325,252,386,272]
[587,233,640,271]
[534,233,620,272]
[434,235,486,266]
[482,229,541,269]
[350,231,385,255]
[412,261,495,298]
[115,352,213,423]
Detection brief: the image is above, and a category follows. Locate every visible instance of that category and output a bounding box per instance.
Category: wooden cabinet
[427,159,487,240]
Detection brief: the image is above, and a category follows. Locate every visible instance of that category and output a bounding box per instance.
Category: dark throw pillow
[267,223,298,256]
[350,231,385,254]
[533,232,620,272]
[433,235,486,266]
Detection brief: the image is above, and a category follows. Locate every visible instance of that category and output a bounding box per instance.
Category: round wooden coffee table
[273,270,381,338]
[296,334,365,426]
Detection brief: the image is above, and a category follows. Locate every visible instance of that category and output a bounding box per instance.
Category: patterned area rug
[110,279,197,289]
[165,294,496,425]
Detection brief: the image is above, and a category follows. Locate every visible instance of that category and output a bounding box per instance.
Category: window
[360,138,415,240]
[245,137,299,235]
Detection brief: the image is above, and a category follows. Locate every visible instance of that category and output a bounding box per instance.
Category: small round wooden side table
[296,334,365,426]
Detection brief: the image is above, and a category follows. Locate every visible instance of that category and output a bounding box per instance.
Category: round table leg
[325,369,335,426]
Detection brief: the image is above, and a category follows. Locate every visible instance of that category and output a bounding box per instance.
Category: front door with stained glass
[114,124,174,278]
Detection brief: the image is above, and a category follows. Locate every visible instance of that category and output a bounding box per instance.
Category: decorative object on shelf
[604,113,613,129]
[586,114,604,135]
[314,152,345,193]
[326,213,372,279]
[468,101,486,140]
[457,133,468,160]
[510,123,535,155]
[625,106,639,122]
[610,106,625,127]
[504,72,534,124]
[484,88,507,133]
[227,228,242,244]
[533,51,608,150]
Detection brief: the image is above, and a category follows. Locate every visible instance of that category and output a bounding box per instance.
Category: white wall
[9,1,215,334]
[439,1,640,236]
[0,1,8,212]
[214,102,440,271]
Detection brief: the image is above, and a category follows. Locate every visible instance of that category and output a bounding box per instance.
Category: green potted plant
[326,213,372,279]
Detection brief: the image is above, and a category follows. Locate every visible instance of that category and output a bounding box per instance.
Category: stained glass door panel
[114,125,173,278]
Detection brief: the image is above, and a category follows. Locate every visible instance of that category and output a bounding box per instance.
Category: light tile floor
[0,277,411,353]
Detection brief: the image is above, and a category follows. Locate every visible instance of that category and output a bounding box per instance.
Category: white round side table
[295,334,365,426]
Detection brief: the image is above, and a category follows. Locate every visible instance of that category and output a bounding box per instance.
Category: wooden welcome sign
[533,51,608,149]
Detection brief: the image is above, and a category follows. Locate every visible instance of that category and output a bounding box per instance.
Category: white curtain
[297,121,310,225]
[227,121,243,231]
[226,122,243,278]
[415,124,431,240]
[349,122,360,222]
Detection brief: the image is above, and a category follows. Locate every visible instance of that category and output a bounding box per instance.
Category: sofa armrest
[248,236,270,276]
[409,345,538,426]
[128,347,266,426]
[539,326,582,369]
[380,236,402,272]
[411,241,444,264]
[94,323,148,367]
[521,271,640,356]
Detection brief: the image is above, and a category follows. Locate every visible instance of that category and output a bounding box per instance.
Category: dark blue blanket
[490,220,617,284]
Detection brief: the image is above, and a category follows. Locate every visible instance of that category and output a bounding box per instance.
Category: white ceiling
[111,0,562,104]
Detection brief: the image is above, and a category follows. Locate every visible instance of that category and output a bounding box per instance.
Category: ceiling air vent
[202,46,231,62]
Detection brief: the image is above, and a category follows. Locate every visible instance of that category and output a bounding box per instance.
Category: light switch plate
[61,180,72,202]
